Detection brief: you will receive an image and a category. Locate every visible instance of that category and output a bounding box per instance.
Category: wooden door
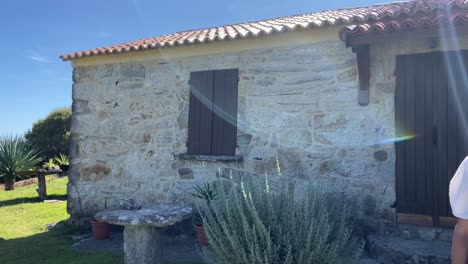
[395,51,468,226]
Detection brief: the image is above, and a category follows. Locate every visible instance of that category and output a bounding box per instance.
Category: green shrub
[197,176,364,264]
[25,107,71,160]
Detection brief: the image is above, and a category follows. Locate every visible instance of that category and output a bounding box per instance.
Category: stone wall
[68,38,396,222]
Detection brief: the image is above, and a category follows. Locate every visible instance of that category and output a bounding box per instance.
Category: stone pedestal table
[95,203,192,264]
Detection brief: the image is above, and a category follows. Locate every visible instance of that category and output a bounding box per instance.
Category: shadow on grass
[0,222,202,264]
[0,194,67,207]
[0,222,123,264]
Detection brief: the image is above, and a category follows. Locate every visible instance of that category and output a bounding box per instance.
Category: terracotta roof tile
[341,5,468,41]
[60,0,468,61]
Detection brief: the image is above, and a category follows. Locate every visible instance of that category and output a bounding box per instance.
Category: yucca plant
[0,135,42,191]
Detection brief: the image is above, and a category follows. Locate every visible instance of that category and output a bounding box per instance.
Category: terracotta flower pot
[194,224,208,247]
[91,221,110,240]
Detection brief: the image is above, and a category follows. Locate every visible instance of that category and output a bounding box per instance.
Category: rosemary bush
[197,176,364,264]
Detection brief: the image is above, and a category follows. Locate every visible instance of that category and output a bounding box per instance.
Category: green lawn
[0,176,122,264]
[0,177,202,264]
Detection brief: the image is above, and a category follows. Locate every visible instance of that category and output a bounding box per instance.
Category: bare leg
[452,219,468,264]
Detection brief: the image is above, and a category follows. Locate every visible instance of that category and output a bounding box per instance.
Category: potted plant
[91,197,110,240]
[191,182,217,247]
[53,153,70,174]
[90,220,110,240]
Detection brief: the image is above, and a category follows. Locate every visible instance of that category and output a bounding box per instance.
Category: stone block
[74,64,113,82]
[333,160,377,178]
[376,82,395,94]
[305,148,335,159]
[438,229,454,241]
[319,160,333,176]
[143,133,152,143]
[237,134,253,146]
[279,130,312,149]
[117,80,144,90]
[278,149,305,179]
[72,80,117,101]
[314,113,348,131]
[274,95,320,111]
[176,104,189,129]
[80,163,112,182]
[69,137,80,159]
[71,114,99,135]
[72,100,90,114]
[283,73,333,85]
[373,150,389,161]
[178,168,194,180]
[337,68,357,82]
[418,228,437,241]
[252,156,280,176]
[120,64,145,79]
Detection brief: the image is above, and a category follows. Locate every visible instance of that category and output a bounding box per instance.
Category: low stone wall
[68,39,395,223]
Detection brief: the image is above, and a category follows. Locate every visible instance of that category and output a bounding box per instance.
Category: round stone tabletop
[95,203,193,227]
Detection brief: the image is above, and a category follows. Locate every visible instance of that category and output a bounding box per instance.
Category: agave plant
[53,153,69,166]
[53,153,70,174]
[42,158,58,170]
[0,135,42,191]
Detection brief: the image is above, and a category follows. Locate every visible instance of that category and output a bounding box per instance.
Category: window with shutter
[187,69,239,156]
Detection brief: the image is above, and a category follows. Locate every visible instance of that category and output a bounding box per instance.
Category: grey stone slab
[367,235,451,264]
[95,203,192,227]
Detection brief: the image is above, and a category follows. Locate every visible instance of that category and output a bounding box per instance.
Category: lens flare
[437,7,468,149]
[382,135,416,144]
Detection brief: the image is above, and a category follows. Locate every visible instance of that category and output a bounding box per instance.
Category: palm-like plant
[0,135,42,191]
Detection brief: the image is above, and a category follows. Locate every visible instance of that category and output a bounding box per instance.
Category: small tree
[25,107,71,160]
[0,135,42,191]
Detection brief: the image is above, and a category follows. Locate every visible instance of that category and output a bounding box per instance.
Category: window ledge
[177,154,243,162]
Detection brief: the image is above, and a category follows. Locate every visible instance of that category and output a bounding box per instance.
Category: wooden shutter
[187,71,214,155]
[212,69,239,155]
[187,69,239,156]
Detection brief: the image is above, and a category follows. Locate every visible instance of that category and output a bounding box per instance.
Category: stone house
[61,0,468,231]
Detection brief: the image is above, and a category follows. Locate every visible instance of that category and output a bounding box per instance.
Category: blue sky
[0,0,383,135]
